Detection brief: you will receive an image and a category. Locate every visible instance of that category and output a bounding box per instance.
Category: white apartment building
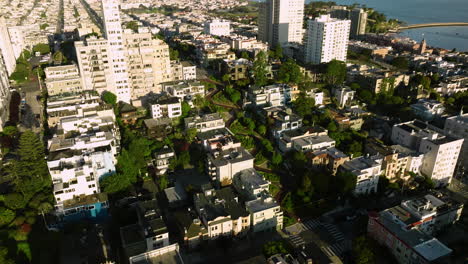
[444,112,468,171]
[184,113,225,132]
[291,134,335,152]
[304,15,350,64]
[247,83,296,107]
[150,96,181,119]
[75,37,115,96]
[340,155,382,195]
[0,54,11,131]
[6,26,24,59]
[203,20,231,36]
[45,65,83,96]
[124,28,172,99]
[246,195,283,232]
[258,0,305,47]
[46,93,114,128]
[101,0,131,103]
[391,120,464,187]
[334,87,355,108]
[162,81,205,101]
[0,16,16,76]
[233,168,270,201]
[171,61,197,81]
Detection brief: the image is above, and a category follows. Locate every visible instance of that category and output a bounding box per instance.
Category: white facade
[6,26,24,59]
[204,20,230,36]
[162,81,205,100]
[391,120,464,187]
[101,0,131,103]
[304,15,350,64]
[0,53,11,131]
[45,65,83,96]
[341,155,382,195]
[334,87,355,108]
[444,112,468,171]
[184,113,225,133]
[150,97,182,119]
[258,0,304,46]
[246,196,283,232]
[0,16,16,76]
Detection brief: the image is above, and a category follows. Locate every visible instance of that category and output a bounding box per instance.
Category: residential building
[330,7,367,38]
[198,127,240,153]
[368,210,452,264]
[334,87,355,108]
[220,58,252,81]
[258,0,305,47]
[120,200,170,260]
[45,65,83,96]
[180,61,197,80]
[204,19,231,36]
[101,0,131,103]
[245,195,283,232]
[194,187,250,238]
[270,108,303,139]
[149,96,182,119]
[435,75,468,96]
[365,138,424,181]
[128,244,185,264]
[0,53,11,131]
[47,94,119,222]
[339,155,382,195]
[184,113,225,133]
[206,138,254,186]
[290,134,335,152]
[6,26,24,60]
[278,126,328,152]
[233,168,270,201]
[444,112,468,172]
[304,15,350,64]
[410,99,445,121]
[0,16,16,76]
[246,84,297,107]
[173,209,208,249]
[46,93,114,128]
[123,28,172,99]
[306,147,349,175]
[347,66,410,94]
[143,117,173,139]
[391,120,464,187]
[162,80,205,101]
[152,146,175,175]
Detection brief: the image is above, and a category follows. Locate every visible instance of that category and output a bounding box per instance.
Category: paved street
[16,78,43,132]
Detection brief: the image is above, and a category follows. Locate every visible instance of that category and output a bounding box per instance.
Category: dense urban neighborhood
[0,0,467,263]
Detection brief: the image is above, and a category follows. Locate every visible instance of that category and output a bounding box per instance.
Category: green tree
[52,51,66,64]
[185,128,198,143]
[263,241,288,257]
[0,207,15,226]
[102,91,117,105]
[277,58,302,84]
[271,45,283,60]
[293,92,315,117]
[327,121,337,132]
[126,21,139,31]
[325,60,346,85]
[169,48,179,60]
[3,193,27,210]
[158,175,169,190]
[2,126,18,137]
[32,43,50,54]
[335,170,357,194]
[272,152,283,166]
[181,101,191,117]
[257,125,267,136]
[240,51,250,60]
[252,51,268,87]
[353,236,376,264]
[10,131,50,201]
[0,247,15,264]
[392,57,409,70]
[39,23,49,30]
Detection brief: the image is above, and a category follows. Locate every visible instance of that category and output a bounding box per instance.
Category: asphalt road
[16,78,43,131]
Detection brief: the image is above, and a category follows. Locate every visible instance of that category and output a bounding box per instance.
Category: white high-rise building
[391,120,464,187]
[0,54,11,131]
[0,16,16,76]
[258,0,304,47]
[304,15,350,64]
[101,0,131,103]
[444,112,468,172]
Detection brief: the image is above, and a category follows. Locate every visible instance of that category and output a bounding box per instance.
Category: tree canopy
[277,58,302,84]
[252,51,269,87]
[32,43,50,55]
[324,60,346,85]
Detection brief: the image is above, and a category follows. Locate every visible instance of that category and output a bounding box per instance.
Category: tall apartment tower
[330,7,367,38]
[258,0,304,47]
[0,55,11,131]
[0,16,17,76]
[349,8,367,38]
[101,0,131,103]
[304,15,350,64]
[123,28,171,99]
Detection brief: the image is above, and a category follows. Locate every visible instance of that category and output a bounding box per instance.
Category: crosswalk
[322,223,345,242]
[301,219,321,230]
[300,219,350,257]
[288,234,306,248]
